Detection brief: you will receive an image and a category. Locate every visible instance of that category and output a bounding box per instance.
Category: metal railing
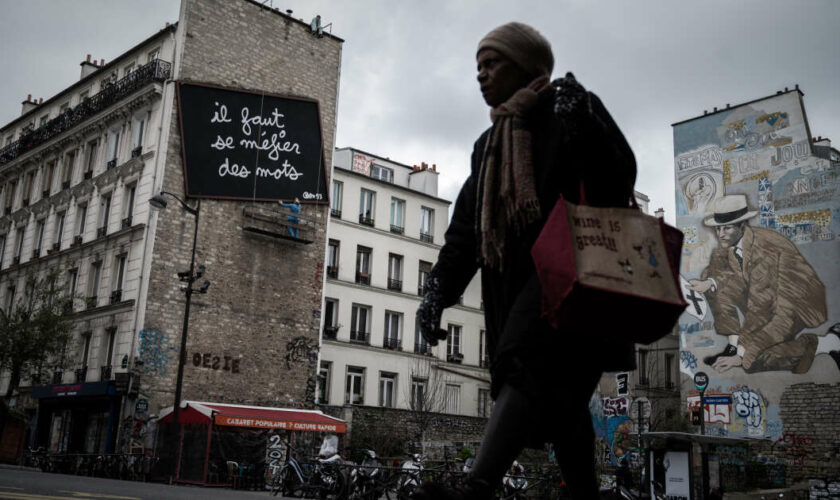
[358,215,374,226]
[419,232,433,243]
[326,266,338,279]
[349,331,369,344]
[387,278,402,291]
[383,337,401,350]
[323,325,338,339]
[0,59,171,165]
[355,272,370,285]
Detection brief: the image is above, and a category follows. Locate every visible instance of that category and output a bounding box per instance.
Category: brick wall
[141,0,341,413]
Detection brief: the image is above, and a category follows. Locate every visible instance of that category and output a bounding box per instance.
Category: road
[0,468,284,500]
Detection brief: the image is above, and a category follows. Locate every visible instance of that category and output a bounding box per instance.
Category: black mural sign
[176,82,327,202]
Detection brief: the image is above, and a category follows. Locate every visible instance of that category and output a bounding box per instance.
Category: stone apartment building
[0,0,342,455]
[319,148,489,418]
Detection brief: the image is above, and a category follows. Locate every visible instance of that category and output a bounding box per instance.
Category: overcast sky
[2,0,838,221]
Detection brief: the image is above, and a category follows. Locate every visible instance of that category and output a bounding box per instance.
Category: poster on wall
[663,451,690,500]
[176,82,328,203]
[673,90,840,440]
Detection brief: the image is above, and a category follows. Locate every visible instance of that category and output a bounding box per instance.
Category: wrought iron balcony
[326,266,338,279]
[323,325,338,340]
[22,198,29,207]
[83,170,93,180]
[31,249,40,259]
[0,59,171,166]
[390,224,404,235]
[359,214,374,226]
[387,278,402,291]
[100,365,112,381]
[75,366,87,383]
[62,180,70,189]
[414,342,433,356]
[97,226,107,238]
[106,159,117,170]
[419,232,434,243]
[72,235,83,246]
[447,352,464,363]
[330,209,341,218]
[131,146,143,158]
[355,272,370,285]
[121,216,132,229]
[51,242,60,251]
[42,189,50,198]
[350,330,369,344]
[383,337,401,350]
[110,289,122,304]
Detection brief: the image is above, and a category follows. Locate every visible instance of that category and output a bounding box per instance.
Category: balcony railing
[390,224,404,235]
[83,170,93,180]
[358,215,374,226]
[121,216,132,229]
[387,278,402,291]
[42,189,50,198]
[131,146,143,158]
[72,235,83,246]
[480,357,491,368]
[447,352,464,363]
[323,325,338,340]
[100,365,112,381]
[350,331,369,344]
[414,342,433,356]
[31,249,40,259]
[419,232,434,243]
[110,289,122,304]
[97,226,107,238]
[330,209,341,219]
[0,59,171,166]
[326,266,338,279]
[383,337,401,350]
[355,272,370,285]
[74,366,88,383]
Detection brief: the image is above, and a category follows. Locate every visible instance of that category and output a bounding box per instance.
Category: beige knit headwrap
[477,22,554,78]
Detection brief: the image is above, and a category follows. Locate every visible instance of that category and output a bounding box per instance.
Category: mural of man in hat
[687,194,840,374]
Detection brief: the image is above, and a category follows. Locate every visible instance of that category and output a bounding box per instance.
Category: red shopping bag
[531,195,686,344]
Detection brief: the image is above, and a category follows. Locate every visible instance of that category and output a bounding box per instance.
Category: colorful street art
[137,328,176,376]
[673,90,840,440]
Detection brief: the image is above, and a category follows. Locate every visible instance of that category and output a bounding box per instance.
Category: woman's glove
[416,275,448,346]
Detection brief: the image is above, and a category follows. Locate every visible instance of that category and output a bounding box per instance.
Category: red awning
[158,401,346,433]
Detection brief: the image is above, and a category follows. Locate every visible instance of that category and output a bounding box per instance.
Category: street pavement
[0,468,284,499]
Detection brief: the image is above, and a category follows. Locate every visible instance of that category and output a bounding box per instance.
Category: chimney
[21,94,38,116]
[409,161,440,197]
[80,53,99,80]
[100,58,105,66]
[654,207,665,219]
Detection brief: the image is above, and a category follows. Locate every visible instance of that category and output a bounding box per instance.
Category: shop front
[30,381,123,454]
[155,401,346,487]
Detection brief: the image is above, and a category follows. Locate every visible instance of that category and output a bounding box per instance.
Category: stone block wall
[141,0,341,413]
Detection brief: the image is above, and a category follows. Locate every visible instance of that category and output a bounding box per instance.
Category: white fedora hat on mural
[703,194,759,226]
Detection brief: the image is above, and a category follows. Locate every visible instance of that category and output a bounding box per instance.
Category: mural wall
[673,90,839,440]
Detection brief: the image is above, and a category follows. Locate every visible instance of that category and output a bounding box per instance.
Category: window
[59,102,70,114]
[106,129,120,166]
[23,171,34,205]
[420,207,434,242]
[330,181,342,218]
[445,384,460,414]
[62,150,76,187]
[111,254,126,303]
[390,198,405,233]
[80,332,92,375]
[370,164,393,182]
[387,254,402,291]
[345,366,365,405]
[0,235,5,268]
[316,363,331,404]
[350,304,370,343]
[147,48,160,62]
[665,354,674,389]
[479,330,489,368]
[98,194,111,237]
[123,62,135,77]
[5,180,16,212]
[79,90,89,102]
[39,114,50,128]
[67,268,78,301]
[323,298,338,338]
[131,114,145,155]
[34,219,45,256]
[87,261,102,307]
[447,324,462,358]
[122,184,136,227]
[379,372,396,408]
[103,327,117,378]
[410,378,428,410]
[418,261,432,295]
[355,246,371,285]
[478,389,492,417]
[414,323,431,355]
[42,161,55,196]
[383,311,402,349]
[74,203,87,243]
[359,189,375,225]
[326,240,339,279]
[13,227,24,262]
[6,285,16,311]
[638,349,649,385]
[84,140,98,177]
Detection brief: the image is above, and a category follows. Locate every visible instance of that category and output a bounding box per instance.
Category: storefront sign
[214,415,346,433]
[114,372,130,393]
[31,381,112,399]
[135,399,149,414]
[176,82,328,202]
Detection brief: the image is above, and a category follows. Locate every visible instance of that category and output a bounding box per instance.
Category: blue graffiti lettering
[680,350,698,371]
[138,328,176,376]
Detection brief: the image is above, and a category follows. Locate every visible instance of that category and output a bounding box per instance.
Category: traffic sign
[694,371,708,391]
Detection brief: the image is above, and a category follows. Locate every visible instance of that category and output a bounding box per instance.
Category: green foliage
[0,267,76,398]
[456,447,474,461]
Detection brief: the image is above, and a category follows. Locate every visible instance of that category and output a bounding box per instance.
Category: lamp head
[149,193,167,210]
[199,280,211,294]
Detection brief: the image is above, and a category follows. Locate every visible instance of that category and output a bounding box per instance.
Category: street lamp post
[149,191,208,429]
